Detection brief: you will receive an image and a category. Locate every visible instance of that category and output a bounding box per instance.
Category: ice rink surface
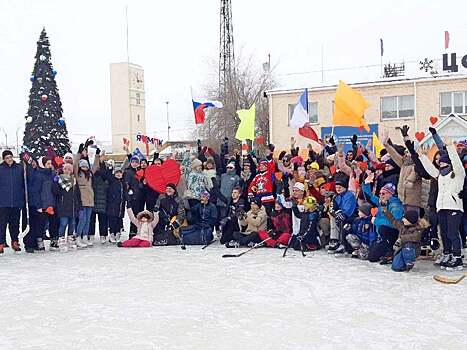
[0,242,466,350]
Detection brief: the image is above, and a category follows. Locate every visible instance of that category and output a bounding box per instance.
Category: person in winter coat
[248,158,275,215]
[185,158,211,208]
[103,166,126,244]
[217,162,240,219]
[382,126,423,214]
[362,175,404,263]
[89,159,109,244]
[0,150,25,254]
[227,198,267,247]
[181,191,218,245]
[118,207,158,248]
[122,152,143,239]
[328,175,357,252]
[219,187,246,244]
[375,158,400,196]
[345,202,375,259]
[381,207,424,272]
[292,196,321,251]
[419,139,465,271]
[24,156,55,253]
[53,163,81,251]
[73,145,100,248]
[153,183,186,246]
[257,200,291,248]
[237,153,256,204]
[139,158,159,212]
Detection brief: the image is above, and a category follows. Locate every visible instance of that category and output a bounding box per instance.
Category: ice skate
[85,236,93,247]
[36,238,45,251]
[445,257,464,271]
[76,237,87,249]
[11,241,21,252]
[49,239,60,251]
[108,234,117,243]
[58,237,68,252]
[67,236,77,250]
[100,236,106,244]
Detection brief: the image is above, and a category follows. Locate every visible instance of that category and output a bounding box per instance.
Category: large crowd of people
[0,126,466,272]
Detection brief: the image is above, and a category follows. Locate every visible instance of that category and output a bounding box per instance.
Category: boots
[67,236,77,250]
[75,237,87,249]
[0,244,4,254]
[85,236,93,247]
[36,238,45,251]
[49,239,60,251]
[11,241,21,252]
[58,237,68,252]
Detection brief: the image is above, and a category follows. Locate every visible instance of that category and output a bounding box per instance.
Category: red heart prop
[429,116,438,125]
[144,159,181,194]
[415,131,425,142]
[54,156,63,167]
[136,169,144,181]
[255,135,265,145]
[298,124,319,142]
[370,207,378,217]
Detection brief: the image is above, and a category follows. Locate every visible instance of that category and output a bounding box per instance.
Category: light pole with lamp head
[0,128,8,149]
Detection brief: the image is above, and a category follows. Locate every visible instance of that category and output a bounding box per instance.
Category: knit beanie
[191,158,202,170]
[404,210,419,225]
[166,183,177,191]
[130,155,140,163]
[2,150,13,159]
[380,183,396,195]
[200,191,210,200]
[358,202,373,217]
[79,159,90,168]
[252,198,262,208]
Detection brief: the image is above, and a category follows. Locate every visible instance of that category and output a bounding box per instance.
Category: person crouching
[345,202,375,259]
[181,191,217,245]
[257,200,291,248]
[118,208,158,248]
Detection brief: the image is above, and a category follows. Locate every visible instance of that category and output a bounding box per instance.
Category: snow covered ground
[0,241,466,350]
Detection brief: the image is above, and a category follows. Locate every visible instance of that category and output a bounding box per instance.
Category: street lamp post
[16,127,22,156]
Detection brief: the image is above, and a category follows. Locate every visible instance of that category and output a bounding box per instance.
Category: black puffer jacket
[52,177,82,217]
[103,170,126,218]
[93,163,109,214]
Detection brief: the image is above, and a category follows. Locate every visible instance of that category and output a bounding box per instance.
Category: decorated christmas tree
[23,28,70,158]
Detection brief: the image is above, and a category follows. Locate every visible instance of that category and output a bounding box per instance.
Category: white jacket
[419,144,465,212]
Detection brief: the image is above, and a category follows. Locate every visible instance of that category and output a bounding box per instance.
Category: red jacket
[271,211,291,234]
[248,159,275,203]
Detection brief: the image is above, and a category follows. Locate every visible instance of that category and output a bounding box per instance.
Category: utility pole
[165,101,170,141]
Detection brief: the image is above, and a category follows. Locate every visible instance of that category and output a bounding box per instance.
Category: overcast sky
[1,0,467,147]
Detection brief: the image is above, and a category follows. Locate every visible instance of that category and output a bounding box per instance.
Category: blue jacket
[351,216,376,245]
[190,202,218,229]
[362,183,404,231]
[28,167,55,209]
[333,189,357,219]
[0,161,25,208]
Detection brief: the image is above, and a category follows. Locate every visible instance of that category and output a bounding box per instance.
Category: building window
[136,92,141,105]
[287,101,318,125]
[440,91,467,115]
[381,95,414,120]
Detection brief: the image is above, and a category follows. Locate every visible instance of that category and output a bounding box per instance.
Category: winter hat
[380,153,391,163]
[2,150,13,159]
[385,158,398,169]
[191,158,202,170]
[293,182,305,192]
[63,152,73,160]
[309,161,320,170]
[303,196,317,211]
[380,183,396,195]
[252,198,262,208]
[404,210,419,225]
[166,183,177,191]
[114,166,123,174]
[358,202,373,217]
[200,191,210,200]
[137,210,154,222]
[130,155,140,163]
[258,159,268,167]
[334,173,349,188]
[226,161,235,169]
[438,153,451,165]
[313,177,326,188]
[79,159,90,168]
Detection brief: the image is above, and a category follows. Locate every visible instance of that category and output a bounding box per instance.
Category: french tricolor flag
[192,99,223,124]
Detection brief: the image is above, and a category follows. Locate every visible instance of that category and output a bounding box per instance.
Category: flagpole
[190,86,199,140]
[321,44,324,84]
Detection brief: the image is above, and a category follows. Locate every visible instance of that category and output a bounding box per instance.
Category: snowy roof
[418,113,467,147]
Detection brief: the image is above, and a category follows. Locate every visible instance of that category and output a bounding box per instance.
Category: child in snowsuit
[292,196,321,251]
[52,163,82,251]
[118,208,158,248]
[257,201,291,248]
[345,202,375,259]
[103,166,126,243]
[181,191,218,245]
[382,207,424,272]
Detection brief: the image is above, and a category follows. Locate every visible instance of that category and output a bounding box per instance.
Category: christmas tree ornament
[39,54,46,61]
[37,77,43,83]
[30,75,36,82]
[26,117,33,123]
[52,70,57,76]
[40,94,48,101]
[58,117,65,126]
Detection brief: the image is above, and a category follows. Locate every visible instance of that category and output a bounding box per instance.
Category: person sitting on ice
[118,207,158,248]
[327,174,357,253]
[345,202,375,259]
[381,207,425,272]
[226,198,267,248]
[277,181,306,238]
[181,191,217,245]
[152,183,186,246]
[362,174,404,263]
[291,196,321,251]
[219,187,246,244]
[257,200,291,248]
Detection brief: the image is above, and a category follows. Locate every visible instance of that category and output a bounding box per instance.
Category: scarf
[439,165,453,176]
[59,174,75,192]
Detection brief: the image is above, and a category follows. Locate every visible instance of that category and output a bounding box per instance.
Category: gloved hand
[96,147,101,155]
[398,125,410,137]
[268,144,275,152]
[278,151,286,160]
[428,127,437,135]
[405,139,416,155]
[22,152,32,164]
[78,143,85,154]
[351,134,358,145]
[334,210,346,222]
[329,136,335,145]
[53,175,60,183]
[85,139,94,148]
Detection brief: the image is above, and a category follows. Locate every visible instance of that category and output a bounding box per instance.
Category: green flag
[235,103,256,141]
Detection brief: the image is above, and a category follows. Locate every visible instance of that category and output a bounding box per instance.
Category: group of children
[0,126,466,272]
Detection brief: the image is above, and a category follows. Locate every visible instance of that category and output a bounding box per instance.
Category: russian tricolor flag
[192,99,223,124]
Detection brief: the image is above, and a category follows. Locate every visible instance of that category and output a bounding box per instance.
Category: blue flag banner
[321,124,379,153]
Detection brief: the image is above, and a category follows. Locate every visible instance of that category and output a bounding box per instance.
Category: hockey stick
[21,161,30,237]
[433,273,467,285]
[202,238,217,250]
[282,234,295,258]
[222,237,271,258]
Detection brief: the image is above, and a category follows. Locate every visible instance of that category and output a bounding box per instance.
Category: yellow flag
[332,80,370,132]
[373,132,385,157]
[235,104,256,141]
